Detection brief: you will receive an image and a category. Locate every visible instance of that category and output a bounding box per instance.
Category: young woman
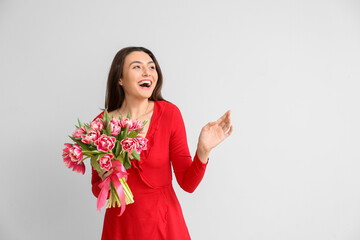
[91,47,233,239]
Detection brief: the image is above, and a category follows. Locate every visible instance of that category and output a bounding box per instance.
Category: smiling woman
[91,46,233,240]
[105,47,164,112]
[119,51,158,102]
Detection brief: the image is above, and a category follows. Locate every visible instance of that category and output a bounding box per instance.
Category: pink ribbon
[97,161,128,216]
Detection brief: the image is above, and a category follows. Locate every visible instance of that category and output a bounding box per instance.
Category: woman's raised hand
[196,110,233,163]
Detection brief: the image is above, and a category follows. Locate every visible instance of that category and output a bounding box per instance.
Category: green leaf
[88,145,97,151]
[103,109,107,122]
[124,152,131,169]
[115,141,122,157]
[90,155,102,172]
[69,137,91,150]
[77,118,83,128]
[128,129,141,138]
[123,124,129,139]
[127,130,135,138]
[103,109,110,126]
[119,129,124,139]
[124,160,131,169]
[115,131,121,141]
[106,123,112,135]
[114,155,125,165]
[131,150,140,161]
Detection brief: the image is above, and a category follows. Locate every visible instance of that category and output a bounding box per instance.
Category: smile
[138,80,152,88]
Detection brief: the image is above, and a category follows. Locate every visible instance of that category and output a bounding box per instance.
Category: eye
[133,65,141,69]
[149,65,156,70]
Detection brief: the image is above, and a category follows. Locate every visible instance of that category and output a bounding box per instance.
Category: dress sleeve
[169,105,208,193]
[91,167,102,197]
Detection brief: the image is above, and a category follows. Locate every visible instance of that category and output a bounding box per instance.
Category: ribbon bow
[97,161,128,216]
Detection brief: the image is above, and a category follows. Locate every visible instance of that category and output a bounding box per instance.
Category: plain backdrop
[1,0,360,239]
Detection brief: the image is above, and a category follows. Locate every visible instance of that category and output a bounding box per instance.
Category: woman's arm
[91,167,113,197]
[170,106,232,193]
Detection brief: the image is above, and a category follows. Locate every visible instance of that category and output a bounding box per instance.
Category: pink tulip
[120,118,134,130]
[67,143,83,163]
[120,137,138,153]
[72,126,87,139]
[63,143,85,174]
[132,121,144,132]
[71,163,85,174]
[99,153,113,171]
[94,134,116,152]
[81,128,100,145]
[90,118,104,131]
[110,118,121,136]
[135,136,148,153]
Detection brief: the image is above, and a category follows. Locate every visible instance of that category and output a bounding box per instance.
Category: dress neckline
[139,101,161,162]
[144,100,157,140]
[130,100,164,188]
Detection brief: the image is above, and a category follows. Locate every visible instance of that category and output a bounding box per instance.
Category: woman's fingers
[99,172,105,180]
[105,169,113,178]
[198,111,233,153]
[216,110,230,124]
[225,125,233,137]
[217,110,232,132]
[99,169,113,180]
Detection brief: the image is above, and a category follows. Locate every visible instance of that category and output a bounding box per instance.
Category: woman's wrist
[196,144,210,164]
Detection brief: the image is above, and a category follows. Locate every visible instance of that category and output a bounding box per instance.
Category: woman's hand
[98,169,113,181]
[197,110,233,163]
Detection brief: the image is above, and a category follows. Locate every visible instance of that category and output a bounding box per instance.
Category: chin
[138,93,153,100]
[134,87,155,100]
[143,91,155,99]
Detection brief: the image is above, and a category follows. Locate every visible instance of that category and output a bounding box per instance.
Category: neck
[120,97,150,120]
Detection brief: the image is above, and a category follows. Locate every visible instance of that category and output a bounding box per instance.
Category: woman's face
[120,51,158,100]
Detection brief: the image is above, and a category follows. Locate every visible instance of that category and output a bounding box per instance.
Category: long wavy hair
[105,47,165,111]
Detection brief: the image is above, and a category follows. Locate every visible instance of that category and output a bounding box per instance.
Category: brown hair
[105,47,165,111]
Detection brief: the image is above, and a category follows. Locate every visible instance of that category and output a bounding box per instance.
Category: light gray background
[1,0,360,239]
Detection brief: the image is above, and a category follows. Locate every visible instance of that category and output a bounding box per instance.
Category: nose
[142,67,150,76]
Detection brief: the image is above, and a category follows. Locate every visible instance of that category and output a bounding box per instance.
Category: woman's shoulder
[155,100,184,123]
[93,111,105,121]
[155,100,181,113]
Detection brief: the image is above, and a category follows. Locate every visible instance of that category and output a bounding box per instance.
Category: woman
[91,47,233,239]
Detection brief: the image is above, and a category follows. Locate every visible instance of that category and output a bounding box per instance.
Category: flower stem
[105,177,134,208]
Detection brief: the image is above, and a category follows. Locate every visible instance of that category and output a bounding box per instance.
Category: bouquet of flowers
[62,110,148,215]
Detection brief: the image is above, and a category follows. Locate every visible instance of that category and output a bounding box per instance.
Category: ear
[119,79,123,86]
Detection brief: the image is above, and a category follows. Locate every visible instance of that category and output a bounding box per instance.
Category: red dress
[91,101,208,240]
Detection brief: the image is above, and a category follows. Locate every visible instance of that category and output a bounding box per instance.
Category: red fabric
[91,101,208,240]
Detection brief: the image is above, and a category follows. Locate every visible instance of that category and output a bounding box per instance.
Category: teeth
[138,80,151,87]
[139,80,151,85]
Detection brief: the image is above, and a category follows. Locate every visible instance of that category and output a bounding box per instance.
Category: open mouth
[138,80,152,88]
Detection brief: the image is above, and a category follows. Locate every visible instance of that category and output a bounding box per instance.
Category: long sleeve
[169,105,208,193]
[91,167,102,197]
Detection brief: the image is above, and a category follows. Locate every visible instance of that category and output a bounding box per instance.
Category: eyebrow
[129,61,155,66]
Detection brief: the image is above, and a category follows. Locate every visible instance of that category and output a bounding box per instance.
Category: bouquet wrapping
[62,110,148,215]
